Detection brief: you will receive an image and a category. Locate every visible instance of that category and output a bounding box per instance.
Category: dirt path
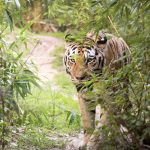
[27,35,64,82]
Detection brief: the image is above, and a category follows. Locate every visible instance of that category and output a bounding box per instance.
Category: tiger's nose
[76,76,85,80]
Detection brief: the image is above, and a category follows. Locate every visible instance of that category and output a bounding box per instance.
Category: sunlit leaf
[5,10,13,30]
[14,0,21,8]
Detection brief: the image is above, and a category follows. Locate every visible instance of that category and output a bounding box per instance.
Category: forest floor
[20,33,82,150]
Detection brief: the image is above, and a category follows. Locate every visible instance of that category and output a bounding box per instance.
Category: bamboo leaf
[109,0,118,8]
[5,10,13,30]
[14,0,21,8]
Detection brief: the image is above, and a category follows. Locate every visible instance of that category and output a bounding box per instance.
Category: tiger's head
[64,39,105,85]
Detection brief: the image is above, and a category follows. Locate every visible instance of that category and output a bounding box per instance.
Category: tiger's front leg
[87,105,108,150]
[78,92,95,150]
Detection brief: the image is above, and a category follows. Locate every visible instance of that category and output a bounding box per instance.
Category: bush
[50,0,150,148]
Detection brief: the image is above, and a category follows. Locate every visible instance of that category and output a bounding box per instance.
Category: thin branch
[108,16,120,37]
[0,89,5,150]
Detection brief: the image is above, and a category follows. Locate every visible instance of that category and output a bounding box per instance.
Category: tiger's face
[64,43,105,85]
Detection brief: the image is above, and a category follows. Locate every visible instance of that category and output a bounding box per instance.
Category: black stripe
[72,47,77,50]
[97,56,101,69]
[76,84,84,92]
[109,40,116,59]
[123,51,128,65]
[101,54,105,68]
[71,45,76,48]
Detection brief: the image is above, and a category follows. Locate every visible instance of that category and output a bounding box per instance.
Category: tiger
[63,31,130,150]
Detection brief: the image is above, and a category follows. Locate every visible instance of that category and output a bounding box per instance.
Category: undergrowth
[14,32,80,149]
[50,46,64,69]
[39,32,65,39]
[19,84,80,132]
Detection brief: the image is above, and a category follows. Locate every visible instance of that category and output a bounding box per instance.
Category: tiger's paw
[78,141,87,150]
[87,142,99,150]
[79,145,87,150]
[86,136,101,150]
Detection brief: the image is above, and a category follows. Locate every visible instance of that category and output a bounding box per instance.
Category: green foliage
[18,85,80,132]
[51,46,65,68]
[0,0,22,30]
[54,73,76,96]
[0,29,79,148]
[0,1,41,148]
[16,128,66,149]
[0,0,150,149]
[47,0,92,32]
[50,0,150,148]
[39,31,65,39]
[0,30,40,149]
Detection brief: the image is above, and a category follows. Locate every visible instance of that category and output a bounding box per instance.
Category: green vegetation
[15,128,66,149]
[39,32,65,39]
[0,1,79,149]
[51,46,64,69]
[19,133,65,149]
[1,0,150,149]
[16,85,79,149]
[54,73,76,96]
[49,0,150,148]
[15,55,80,149]
[19,84,79,132]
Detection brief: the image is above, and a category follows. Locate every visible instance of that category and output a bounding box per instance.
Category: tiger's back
[96,35,130,70]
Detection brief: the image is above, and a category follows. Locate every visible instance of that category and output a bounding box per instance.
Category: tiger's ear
[86,31,96,41]
[65,34,75,42]
[96,32,107,45]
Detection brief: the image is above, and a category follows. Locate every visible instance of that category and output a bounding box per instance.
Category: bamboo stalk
[108,16,120,37]
[0,89,5,150]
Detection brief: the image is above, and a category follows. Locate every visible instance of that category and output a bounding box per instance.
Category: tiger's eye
[70,58,75,63]
[88,58,94,62]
